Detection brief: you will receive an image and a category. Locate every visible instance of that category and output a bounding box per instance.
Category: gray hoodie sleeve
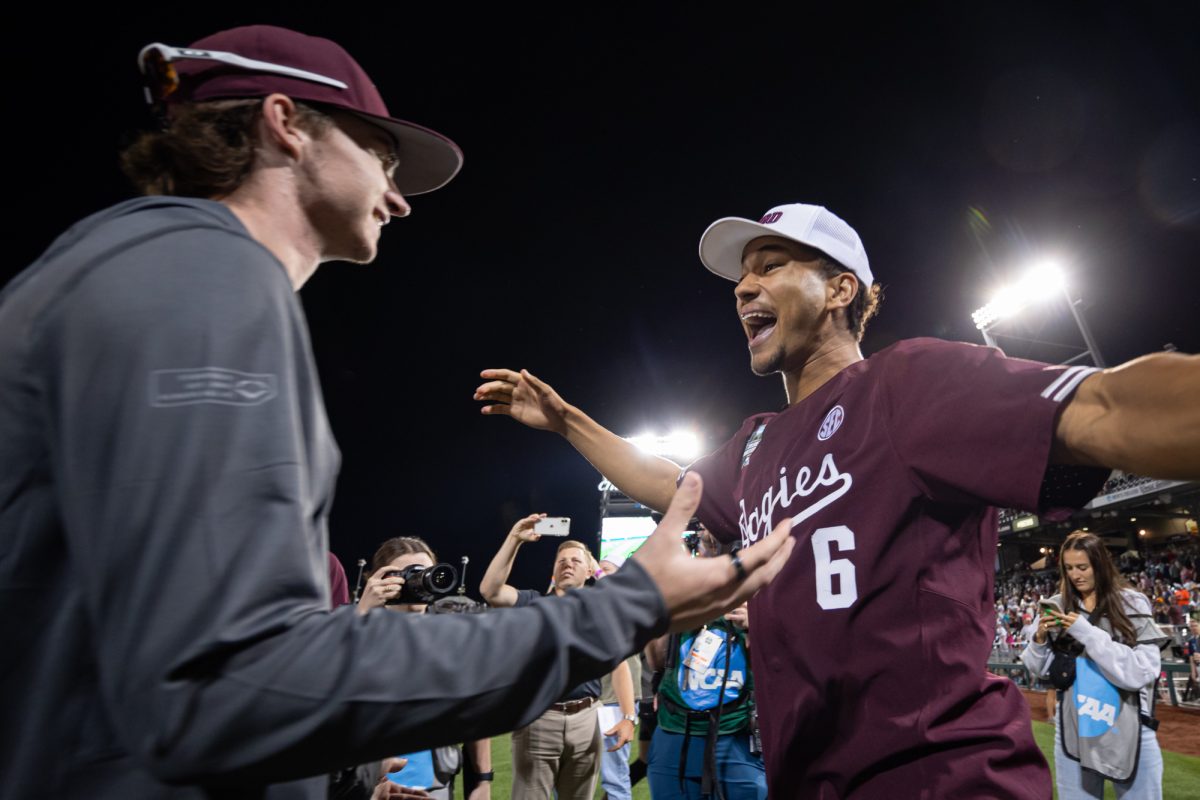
[1065,591,1161,692]
[1020,640,1053,678]
[38,225,668,786]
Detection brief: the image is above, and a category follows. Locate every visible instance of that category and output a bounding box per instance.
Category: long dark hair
[1059,531,1136,644]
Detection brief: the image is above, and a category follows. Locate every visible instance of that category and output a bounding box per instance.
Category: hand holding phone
[1039,599,1063,621]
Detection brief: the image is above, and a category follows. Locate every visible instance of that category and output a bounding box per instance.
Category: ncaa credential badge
[150,367,278,407]
[817,405,844,441]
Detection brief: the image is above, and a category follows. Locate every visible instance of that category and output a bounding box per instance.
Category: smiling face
[734,236,857,377]
[1061,548,1096,599]
[299,111,410,264]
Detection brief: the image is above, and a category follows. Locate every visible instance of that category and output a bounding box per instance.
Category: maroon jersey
[690,338,1108,799]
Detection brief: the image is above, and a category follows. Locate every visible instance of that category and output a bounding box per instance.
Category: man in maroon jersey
[474,202,1199,798]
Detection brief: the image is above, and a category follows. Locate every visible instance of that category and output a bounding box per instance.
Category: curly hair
[119,99,334,198]
[817,257,883,342]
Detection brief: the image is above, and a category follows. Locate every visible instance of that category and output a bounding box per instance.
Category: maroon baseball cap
[146,25,462,196]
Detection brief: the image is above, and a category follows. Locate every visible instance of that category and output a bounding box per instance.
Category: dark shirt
[515,588,603,701]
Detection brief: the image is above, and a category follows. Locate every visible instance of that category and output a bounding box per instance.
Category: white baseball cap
[599,553,626,569]
[698,203,873,288]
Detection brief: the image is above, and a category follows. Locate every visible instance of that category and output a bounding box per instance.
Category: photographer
[355,537,491,800]
[357,537,452,616]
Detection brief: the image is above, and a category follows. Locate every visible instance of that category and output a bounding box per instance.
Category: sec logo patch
[818,405,844,441]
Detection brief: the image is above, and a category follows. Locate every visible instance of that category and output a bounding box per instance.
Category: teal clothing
[657,619,752,736]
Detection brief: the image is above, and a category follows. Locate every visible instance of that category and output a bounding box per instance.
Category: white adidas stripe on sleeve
[1040,365,1099,402]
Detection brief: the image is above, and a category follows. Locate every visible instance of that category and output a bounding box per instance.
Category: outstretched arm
[79,471,791,786]
[479,513,543,607]
[475,368,681,512]
[47,231,795,788]
[1053,351,1200,479]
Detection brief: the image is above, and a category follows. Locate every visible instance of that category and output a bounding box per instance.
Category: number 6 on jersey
[812,525,857,610]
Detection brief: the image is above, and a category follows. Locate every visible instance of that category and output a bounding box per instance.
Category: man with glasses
[0,25,794,799]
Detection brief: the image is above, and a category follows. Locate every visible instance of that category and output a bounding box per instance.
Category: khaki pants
[511,703,602,800]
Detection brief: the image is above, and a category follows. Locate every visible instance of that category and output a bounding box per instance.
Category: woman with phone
[1021,532,1166,799]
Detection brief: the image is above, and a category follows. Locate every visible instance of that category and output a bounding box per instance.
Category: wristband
[470,771,495,782]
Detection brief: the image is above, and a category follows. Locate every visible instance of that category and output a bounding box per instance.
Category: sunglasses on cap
[137,43,348,107]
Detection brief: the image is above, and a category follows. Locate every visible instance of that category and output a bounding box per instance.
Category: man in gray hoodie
[0,25,793,799]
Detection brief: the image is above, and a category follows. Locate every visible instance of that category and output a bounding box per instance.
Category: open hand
[476,369,569,434]
[508,513,545,544]
[633,473,794,633]
[604,718,635,751]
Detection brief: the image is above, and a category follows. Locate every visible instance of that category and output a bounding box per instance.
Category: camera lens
[426,564,456,593]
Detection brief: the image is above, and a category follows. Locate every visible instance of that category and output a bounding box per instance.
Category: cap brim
[352,110,464,196]
[698,217,787,282]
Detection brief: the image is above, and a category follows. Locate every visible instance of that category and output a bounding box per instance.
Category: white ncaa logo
[818,405,844,441]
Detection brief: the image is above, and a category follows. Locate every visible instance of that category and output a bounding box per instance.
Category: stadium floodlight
[971,256,1106,367]
[972,259,1066,330]
[625,430,703,461]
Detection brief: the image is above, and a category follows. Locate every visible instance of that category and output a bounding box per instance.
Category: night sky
[7,5,1198,595]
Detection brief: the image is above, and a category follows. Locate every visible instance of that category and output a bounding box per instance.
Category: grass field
[1030,720,1200,800]
[453,725,1200,799]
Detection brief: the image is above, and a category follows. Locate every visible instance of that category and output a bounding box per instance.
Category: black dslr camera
[385,563,458,604]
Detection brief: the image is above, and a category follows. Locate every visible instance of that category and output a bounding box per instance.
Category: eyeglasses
[137,42,348,106]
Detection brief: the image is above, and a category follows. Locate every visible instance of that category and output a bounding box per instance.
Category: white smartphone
[534,517,571,536]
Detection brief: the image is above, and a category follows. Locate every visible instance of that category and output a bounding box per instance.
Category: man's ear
[826,271,860,312]
[258,93,307,160]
